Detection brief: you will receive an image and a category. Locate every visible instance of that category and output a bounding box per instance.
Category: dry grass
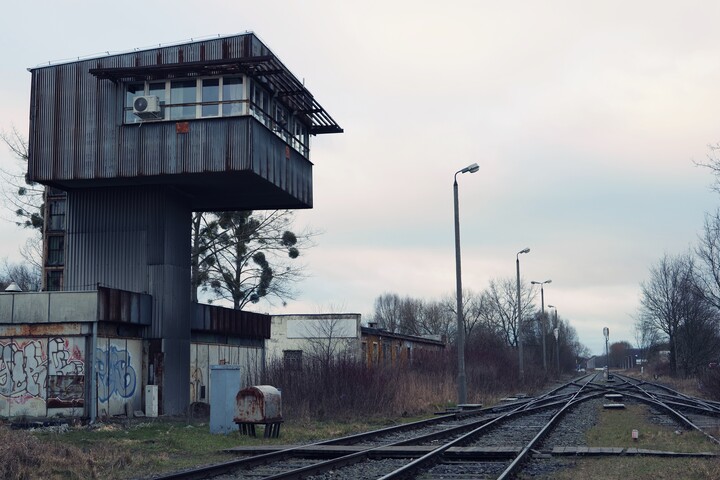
[534,457,720,480]
[523,391,720,479]
[0,425,112,479]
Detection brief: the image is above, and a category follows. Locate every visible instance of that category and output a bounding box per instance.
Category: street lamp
[531,279,552,372]
[454,162,479,405]
[516,247,530,381]
[548,305,559,374]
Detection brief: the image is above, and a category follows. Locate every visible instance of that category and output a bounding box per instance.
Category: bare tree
[484,277,537,348]
[641,253,701,376]
[0,128,43,231]
[0,258,41,292]
[695,143,720,194]
[302,316,358,368]
[416,300,453,339]
[372,293,402,333]
[676,303,720,375]
[634,313,662,364]
[695,209,720,310]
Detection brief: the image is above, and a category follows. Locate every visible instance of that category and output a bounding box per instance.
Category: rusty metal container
[234,385,282,423]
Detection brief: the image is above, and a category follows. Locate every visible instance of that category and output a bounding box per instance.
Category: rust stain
[0,323,85,337]
[234,386,282,423]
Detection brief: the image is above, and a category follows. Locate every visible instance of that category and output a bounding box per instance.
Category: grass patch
[523,401,720,479]
[530,457,720,480]
[586,403,720,453]
[0,416,401,479]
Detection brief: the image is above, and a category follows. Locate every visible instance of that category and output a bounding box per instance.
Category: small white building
[267,314,362,366]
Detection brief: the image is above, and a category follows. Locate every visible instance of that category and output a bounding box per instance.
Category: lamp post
[516,248,530,381]
[531,279,552,372]
[454,162,479,405]
[548,305,559,374]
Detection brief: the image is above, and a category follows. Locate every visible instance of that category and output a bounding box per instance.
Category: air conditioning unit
[133,95,162,119]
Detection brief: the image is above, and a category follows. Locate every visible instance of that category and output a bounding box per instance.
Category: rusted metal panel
[97,286,152,326]
[234,385,282,423]
[192,303,270,339]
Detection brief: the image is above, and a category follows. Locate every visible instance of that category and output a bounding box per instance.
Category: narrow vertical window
[222,77,244,116]
[46,271,63,291]
[201,79,219,117]
[47,199,65,231]
[47,236,64,266]
[148,82,166,103]
[169,80,196,120]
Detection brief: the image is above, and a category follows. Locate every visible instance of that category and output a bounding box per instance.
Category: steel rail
[495,374,598,480]
[148,374,598,480]
[615,373,720,414]
[146,403,487,479]
[249,397,585,480]
[609,374,720,446]
[377,374,598,480]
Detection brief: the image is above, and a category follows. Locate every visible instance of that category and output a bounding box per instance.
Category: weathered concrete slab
[603,403,626,409]
[49,292,97,323]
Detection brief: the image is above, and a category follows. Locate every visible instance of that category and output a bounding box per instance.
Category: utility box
[234,385,282,423]
[145,385,158,418]
[210,365,243,434]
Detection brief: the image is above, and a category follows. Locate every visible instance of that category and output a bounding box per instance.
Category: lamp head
[461,163,480,174]
[4,281,22,292]
[548,304,555,309]
[518,247,530,255]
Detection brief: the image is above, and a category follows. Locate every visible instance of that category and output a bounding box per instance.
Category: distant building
[267,314,362,367]
[267,315,445,368]
[361,324,445,367]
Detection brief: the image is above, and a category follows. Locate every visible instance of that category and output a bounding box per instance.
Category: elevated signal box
[26,33,341,414]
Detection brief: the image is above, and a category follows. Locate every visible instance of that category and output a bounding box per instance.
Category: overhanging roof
[88,34,342,135]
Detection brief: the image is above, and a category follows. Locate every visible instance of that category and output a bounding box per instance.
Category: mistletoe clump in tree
[192,210,312,310]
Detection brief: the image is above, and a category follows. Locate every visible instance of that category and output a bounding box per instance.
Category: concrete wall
[267,314,361,362]
[0,291,97,324]
[0,334,143,419]
[95,337,143,417]
[189,343,264,405]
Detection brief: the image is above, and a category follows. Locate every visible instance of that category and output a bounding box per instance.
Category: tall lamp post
[516,248,530,381]
[454,162,479,405]
[531,279,552,372]
[548,305,559,374]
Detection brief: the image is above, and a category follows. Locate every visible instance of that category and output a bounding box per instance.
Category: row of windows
[124,76,310,157]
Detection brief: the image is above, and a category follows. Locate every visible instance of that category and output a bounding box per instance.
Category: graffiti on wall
[0,340,47,401]
[0,337,85,409]
[96,345,137,402]
[47,338,85,408]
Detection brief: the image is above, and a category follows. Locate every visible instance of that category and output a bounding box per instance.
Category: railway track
[148,373,720,480]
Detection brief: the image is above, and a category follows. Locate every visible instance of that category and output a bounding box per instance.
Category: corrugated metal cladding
[64,187,191,340]
[97,286,152,325]
[193,303,271,339]
[27,34,317,210]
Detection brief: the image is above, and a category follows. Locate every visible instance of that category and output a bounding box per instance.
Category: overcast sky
[1,1,719,355]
